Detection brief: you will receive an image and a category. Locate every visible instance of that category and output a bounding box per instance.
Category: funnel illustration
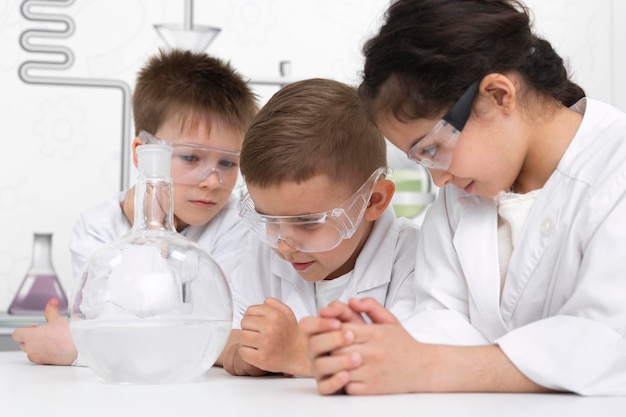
[154,0,220,52]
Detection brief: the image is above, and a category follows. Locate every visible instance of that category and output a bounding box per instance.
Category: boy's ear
[364,178,395,221]
[131,136,142,168]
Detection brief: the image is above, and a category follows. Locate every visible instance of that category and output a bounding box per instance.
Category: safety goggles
[237,167,388,253]
[138,130,240,187]
[408,81,479,171]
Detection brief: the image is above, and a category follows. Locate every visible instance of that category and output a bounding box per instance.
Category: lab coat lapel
[453,196,508,338]
[500,174,568,322]
[271,255,317,318]
[352,208,396,299]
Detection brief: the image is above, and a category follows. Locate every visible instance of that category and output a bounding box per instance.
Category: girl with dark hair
[301,0,626,396]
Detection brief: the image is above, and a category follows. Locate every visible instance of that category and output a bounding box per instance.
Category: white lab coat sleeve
[497,316,626,395]
[229,263,246,330]
[187,197,253,281]
[68,194,128,284]
[229,240,273,330]
[497,175,626,396]
[403,309,489,345]
[68,193,129,367]
[69,213,94,282]
[405,187,489,345]
[210,221,253,281]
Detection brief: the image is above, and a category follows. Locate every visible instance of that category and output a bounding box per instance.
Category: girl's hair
[132,48,259,136]
[358,0,585,122]
[240,78,386,190]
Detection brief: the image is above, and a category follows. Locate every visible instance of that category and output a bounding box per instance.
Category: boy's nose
[276,238,299,254]
[197,169,223,189]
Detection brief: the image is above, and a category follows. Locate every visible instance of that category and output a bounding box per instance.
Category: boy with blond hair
[218,78,419,377]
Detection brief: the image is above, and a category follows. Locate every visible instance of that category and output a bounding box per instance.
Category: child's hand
[121,186,135,225]
[238,297,310,376]
[319,300,369,324]
[11,298,77,365]
[300,298,407,395]
[221,342,268,377]
[122,185,184,231]
[297,299,366,393]
[300,308,357,394]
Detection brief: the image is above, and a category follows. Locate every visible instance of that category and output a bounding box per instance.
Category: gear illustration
[230,0,278,47]
[32,95,87,160]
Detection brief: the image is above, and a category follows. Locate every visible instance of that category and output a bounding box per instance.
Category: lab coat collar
[453,193,508,338]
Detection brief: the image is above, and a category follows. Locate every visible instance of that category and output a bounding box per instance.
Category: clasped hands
[300,297,423,396]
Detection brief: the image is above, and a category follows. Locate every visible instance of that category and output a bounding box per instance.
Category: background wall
[0,0,623,311]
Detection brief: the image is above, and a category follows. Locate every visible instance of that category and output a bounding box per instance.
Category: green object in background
[388,168,432,219]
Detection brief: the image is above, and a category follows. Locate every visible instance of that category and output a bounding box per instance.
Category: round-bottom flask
[69,144,232,384]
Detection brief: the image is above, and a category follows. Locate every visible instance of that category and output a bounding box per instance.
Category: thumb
[264,297,296,318]
[44,298,61,322]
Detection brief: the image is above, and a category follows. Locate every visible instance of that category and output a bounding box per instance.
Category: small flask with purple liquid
[8,233,68,315]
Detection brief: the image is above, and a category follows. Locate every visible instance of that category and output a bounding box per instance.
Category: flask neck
[29,233,56,273]
[132,177,176,232]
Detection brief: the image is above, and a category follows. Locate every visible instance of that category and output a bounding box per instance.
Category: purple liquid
[8,274,68,315]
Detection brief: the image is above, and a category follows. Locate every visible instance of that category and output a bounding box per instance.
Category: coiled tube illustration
[18,0,132,190]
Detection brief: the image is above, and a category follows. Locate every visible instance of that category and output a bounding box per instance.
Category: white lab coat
[230,206,419,327]
[405,98,626,395]
[69,192,251,283]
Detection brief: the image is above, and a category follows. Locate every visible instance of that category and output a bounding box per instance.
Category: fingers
[242,300,297,334]
[306,327,354,363]
[244,298,295,321]
[11,328,24,343]
[312,350,361,376]
[11,325,34,344]
[262,297,295,317]
[347,298,399,325]
[43,298,61,322]
[312,351,363,395]
[318,301,366,324]
[317,371,351,395]
[299,316,341,338]
[222,343,270,377]
[242,361,269,377]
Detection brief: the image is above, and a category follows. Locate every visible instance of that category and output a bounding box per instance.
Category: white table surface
[1,351,625,417]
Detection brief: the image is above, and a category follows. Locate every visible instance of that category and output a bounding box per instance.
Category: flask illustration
[69,144,232,384]
[9,233,68,315]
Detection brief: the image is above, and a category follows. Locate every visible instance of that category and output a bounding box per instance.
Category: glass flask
[69,144,232,384]
[9,233,68,315]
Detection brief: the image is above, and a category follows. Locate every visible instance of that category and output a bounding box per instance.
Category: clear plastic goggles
[138,130,240,187]
[237,167,388,253]
[408,81,479,171]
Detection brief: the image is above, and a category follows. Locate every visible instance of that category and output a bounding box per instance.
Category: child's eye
[173,151,200,163]
[218,159,238,169]
[296,222,321,231]
[421,145,438,158]
[179,154,198,162]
